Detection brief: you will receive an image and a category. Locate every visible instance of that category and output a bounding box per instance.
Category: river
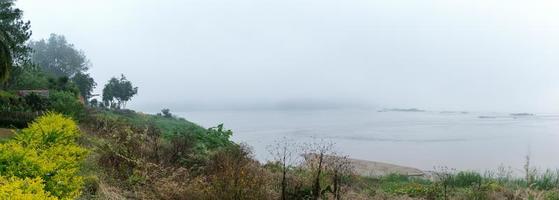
[176,109,559,172]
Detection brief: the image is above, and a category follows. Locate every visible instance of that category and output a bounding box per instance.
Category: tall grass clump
[531,170,559,190]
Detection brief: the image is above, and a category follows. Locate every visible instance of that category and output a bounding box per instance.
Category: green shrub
[80,175,99,197]
[460,182,493,200]
[0,91,25,112]
[380,174,440,199]
[48,76,80,96]
[160,132,200,166]
[382,181,440,198]
[0,111,38,128]
[545,191,559,200]
[94,110,233,153]
[0,91,49,128]
[48,90,84,119]
[198,124,233,151]
[6,67,50,91]
[533,170,559,190]
[382,174,413,183]
[452,171,483,187]
[24,92,49,112]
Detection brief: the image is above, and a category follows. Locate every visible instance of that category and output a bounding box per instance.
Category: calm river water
[176,109,559,171]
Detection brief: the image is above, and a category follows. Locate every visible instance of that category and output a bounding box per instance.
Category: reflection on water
[176,109,559,171]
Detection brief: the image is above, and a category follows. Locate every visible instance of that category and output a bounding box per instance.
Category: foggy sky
[16,0,559,112]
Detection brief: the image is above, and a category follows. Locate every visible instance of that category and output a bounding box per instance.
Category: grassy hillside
[91,109,205,138]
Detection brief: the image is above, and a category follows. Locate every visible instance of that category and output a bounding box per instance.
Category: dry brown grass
[96,181,127,200]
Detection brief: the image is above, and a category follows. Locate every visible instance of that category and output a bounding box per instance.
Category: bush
[16,112,83,147]
[48,76,80,96]
[88,118,164,183]
[94,122,143,181]
[533,170,559,190]
[80,175,100,197]
[24,92,49,112]
[381,180,440,198]
[452,171,483,187]
[48,90,84,119]
[205,144,272,200]
[0,91,49,128]
[0,176,57,199]
[199,124,233,151]
[0,111,38,128]
[160,132,201,167]
[545,190,559,200]
[0,91,25,112]
[0,113,88,199]
[380,174,440,199]
[6,66,50,91]
[92,110,233,155]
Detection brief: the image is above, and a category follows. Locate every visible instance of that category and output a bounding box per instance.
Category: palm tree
[0,0,31,85]
[0,29,13,83]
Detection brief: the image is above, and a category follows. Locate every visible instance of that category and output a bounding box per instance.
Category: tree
[89,99,99,108]
[302,140,334,200]
[72,72,96,102]
[6,63,50,90]
[0,29,12,83]
[29,34,89,78]
[433,166,455,200]
[268,137,299,200]
[301,140,354,200]
[27,34,96,99]
[102,74,138,109]
[161,108,172,118]
[325,154,353,200]
[0,0,32,83]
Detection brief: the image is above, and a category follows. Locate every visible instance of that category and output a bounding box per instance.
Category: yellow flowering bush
[15,112,81,148]
[0,112,88,199]
[0,176,57,200]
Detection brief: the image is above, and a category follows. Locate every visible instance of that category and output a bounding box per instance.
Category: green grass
[94,109,206,138]
[376,168,559,199]
[92,109,233,152]
[379,174,440,198]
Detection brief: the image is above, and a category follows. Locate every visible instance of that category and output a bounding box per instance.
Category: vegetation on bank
[76,108,559,200]
[372,169,559,200]
[5,106,559,199]
[2,0,559,199]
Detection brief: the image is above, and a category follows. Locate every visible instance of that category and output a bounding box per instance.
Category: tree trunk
[312,153,324,200]
[333,171,339,200]
[281,154,287,200]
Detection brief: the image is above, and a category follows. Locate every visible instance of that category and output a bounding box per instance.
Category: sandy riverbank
[303,153,425,177]
[347,157,425,177]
